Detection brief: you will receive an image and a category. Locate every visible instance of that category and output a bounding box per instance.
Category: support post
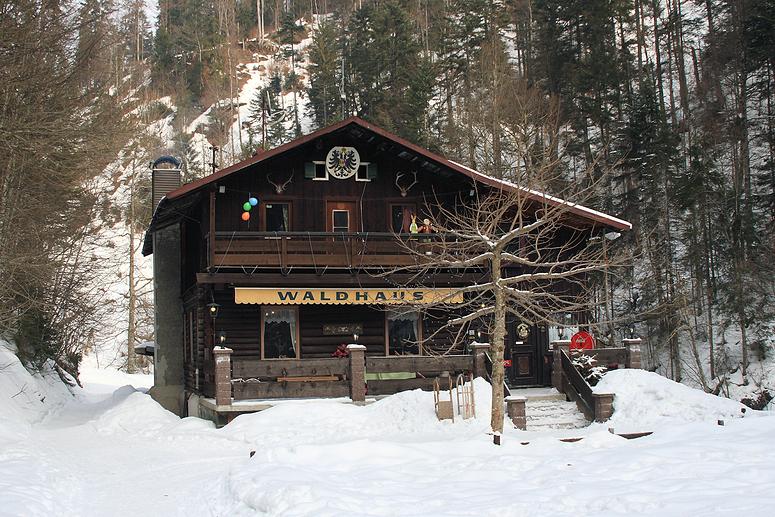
[623,338,642,369]
[593,393,614,422]
[213,346,233,407]
[471,343,490,380]
[551,340,571,392]
[347,344,367,404]
[505,396,527,430]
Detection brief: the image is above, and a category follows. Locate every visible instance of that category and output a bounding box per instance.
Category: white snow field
[2,341,774,516]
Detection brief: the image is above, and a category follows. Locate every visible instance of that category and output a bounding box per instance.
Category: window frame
[261,200,292,232]
[311,160,328,181]
[355,162,372,182]
[260,305,300,360]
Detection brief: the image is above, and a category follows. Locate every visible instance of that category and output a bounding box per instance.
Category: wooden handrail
[560,349,594,418]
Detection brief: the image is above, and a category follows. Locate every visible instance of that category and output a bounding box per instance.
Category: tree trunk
[489,254,506,441]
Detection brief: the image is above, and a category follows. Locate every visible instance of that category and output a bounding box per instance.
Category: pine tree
[307,16,341,129]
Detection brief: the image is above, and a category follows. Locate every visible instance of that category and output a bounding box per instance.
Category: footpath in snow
[1,341,775,516]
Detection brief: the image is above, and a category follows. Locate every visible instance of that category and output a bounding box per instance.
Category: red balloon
[241,212,250,221]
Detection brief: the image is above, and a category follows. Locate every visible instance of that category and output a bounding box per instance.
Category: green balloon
[243,202,252,211]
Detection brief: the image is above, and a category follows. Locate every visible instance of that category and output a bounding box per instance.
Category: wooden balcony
[208,231,447,269]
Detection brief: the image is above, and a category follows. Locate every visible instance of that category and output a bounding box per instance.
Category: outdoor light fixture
[353,332,359,342]
[207,301,221,319]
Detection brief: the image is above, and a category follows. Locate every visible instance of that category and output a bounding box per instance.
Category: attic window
[356,162,375,182]
[305,161,328,181]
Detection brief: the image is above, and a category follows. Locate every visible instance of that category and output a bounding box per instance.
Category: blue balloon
[249,197,258,206]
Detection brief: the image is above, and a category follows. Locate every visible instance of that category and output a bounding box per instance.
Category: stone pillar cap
[346,344,367,351]
[470,342,490,349]
[623,338,643,344]
[505,396,527,402]
[213,346,233,353]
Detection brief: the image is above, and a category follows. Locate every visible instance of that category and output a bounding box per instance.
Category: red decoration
[331,344,350,358]
[570,331,595,350]
[504,359,513,367]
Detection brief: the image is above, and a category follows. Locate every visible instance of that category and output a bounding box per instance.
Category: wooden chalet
[142,117,631,422]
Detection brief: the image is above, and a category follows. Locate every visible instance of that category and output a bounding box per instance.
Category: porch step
[508,388,589,430]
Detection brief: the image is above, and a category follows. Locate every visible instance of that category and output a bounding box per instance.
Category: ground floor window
[387,310,420,355]
[262,307,298,359]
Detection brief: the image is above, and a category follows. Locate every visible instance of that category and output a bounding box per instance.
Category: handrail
[214,231,449,239]
[560,350,594,419]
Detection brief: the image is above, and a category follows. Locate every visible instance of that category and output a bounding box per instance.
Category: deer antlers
[267,171,293,194]
[395,171,417,197]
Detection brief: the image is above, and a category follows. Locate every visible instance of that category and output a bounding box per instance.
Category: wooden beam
[365,355,473,374]
[233,357,348,378]
[233,380,350,399]
[196,272,486,286]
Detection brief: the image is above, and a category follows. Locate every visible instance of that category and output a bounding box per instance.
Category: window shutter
[304,162,315,178]
[367,163,378,180]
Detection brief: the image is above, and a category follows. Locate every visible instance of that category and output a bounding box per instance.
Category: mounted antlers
[267,171,293,194]
[395,171,418,197]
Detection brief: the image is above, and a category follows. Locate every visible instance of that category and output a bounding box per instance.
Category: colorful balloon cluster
[241,196,259,221]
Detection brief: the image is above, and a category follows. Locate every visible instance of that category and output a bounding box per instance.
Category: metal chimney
[151,155,181,209]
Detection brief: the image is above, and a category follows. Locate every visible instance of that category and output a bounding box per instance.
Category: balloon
[243,202,252,211]
[241,212,250,221]
[249,197,258,206]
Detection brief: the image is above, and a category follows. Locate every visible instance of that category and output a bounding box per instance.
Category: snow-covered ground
[2,339,774,516]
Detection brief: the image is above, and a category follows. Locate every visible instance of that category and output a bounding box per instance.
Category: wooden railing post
[213,346,233,406]
[506,396,527,430]
[347,344,367,404]
[551,340,570,392]
[623,338,643,369]
[593,393,614,422]
[471,343,490,379]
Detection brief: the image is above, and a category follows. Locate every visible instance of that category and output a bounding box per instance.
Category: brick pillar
[623,338,642,369]
[347,344,367,404]
[213,346,233,407]
[506,396,527,430]
[550,340,571,392]
[593,393,614,422]
[471,343,490,379]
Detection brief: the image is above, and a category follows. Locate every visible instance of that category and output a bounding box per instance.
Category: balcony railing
[208,231,448,269]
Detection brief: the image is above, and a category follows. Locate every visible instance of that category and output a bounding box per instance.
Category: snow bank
[0,339,76,438]
[222,378,495,450]
[594,369,748,431]
[213,375,775,516]
[91,388,215,437]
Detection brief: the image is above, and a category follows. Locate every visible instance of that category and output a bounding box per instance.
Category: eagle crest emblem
[326,146,360,179]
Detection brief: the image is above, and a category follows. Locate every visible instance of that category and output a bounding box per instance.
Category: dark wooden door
[506,321,544,387]
[326,201,358,232]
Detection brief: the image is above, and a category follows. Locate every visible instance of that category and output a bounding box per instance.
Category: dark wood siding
[299,305,384,358]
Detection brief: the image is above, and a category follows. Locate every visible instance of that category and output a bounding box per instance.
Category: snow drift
[594,369,748,431]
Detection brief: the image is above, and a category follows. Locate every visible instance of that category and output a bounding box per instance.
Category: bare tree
[384,165,623,443]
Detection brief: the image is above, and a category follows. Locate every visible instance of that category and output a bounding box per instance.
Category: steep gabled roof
[164,116,630,230]
[144,117,630,255]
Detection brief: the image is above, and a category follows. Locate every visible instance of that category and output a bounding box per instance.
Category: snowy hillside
[84,19,319,369]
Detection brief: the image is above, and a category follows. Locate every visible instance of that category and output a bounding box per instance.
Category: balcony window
[265,203,290,232]
[391,204,416,233]
[332,210,350,233]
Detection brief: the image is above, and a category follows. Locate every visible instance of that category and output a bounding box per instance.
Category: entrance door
[506,321,544,386]
[326,201,358,232]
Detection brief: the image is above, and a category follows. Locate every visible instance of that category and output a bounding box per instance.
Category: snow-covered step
[508,388,589,430]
